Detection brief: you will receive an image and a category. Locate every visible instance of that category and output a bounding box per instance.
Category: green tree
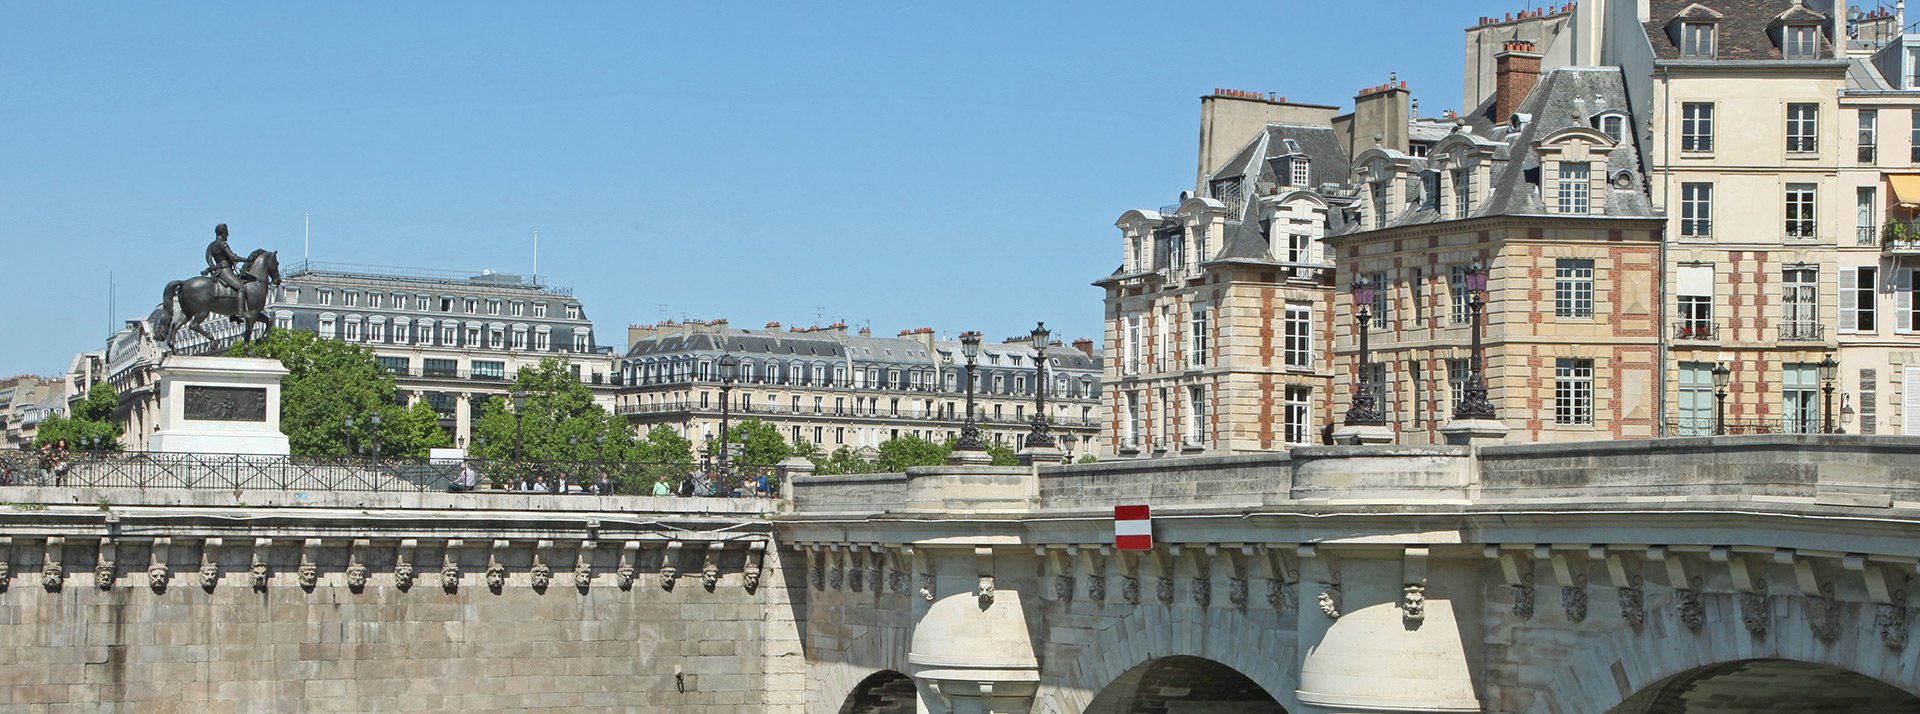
[719,418,790,467]
[811,446,875,476]
[1076,453,1099,464]
[635,424,694,465]
[232,330,449,457]
[470,358,636,462]
[873,435,952,472]
[35,382,124,450]
[986,442,1019,466]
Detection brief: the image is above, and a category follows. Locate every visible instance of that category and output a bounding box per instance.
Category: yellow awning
[1890,174,1920,206]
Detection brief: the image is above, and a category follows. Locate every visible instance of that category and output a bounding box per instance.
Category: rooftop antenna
[814,306,826,325]
[107,272,115,338]
[303,213,310,261]
[532,230,539,283]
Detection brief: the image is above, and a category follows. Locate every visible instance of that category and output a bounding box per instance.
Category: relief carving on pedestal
[1878,604,1908,650]
[1741,592,1771,636]
[1403,584,1427,624]
[1676,588,1705,630]
[182,386,269,422]
[1619,587,1645,629]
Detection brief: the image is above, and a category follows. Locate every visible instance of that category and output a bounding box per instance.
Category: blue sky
[0,2,1527,374]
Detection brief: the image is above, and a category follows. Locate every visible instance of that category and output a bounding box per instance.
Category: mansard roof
[1644,0,1836,61]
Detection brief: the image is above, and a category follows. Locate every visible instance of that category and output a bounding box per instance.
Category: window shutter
[1906,367,1920,435]
[1840,268,1858,334]
[1900,269,1915,333]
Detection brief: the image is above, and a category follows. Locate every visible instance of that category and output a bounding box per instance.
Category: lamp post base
[1438,419,1510,446]
[1331,424,1395,446]
[946,448,993,465]
[1016,445,1066,466]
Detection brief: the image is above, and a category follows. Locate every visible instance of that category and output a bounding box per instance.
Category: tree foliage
[873,435,951,472]
[986,442,1020,466]
[470,358,635,462]
[35,382,124,450]
[233,330,450,457]
[810,446,877,476]
[719,418,790,467]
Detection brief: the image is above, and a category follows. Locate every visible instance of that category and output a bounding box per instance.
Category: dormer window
[1593,113,1626,142]
[1420,171,1440,209]
[1371,182,1389,228]
[1454,168,1473,218]
[1681,22,1715,58]
[1290,156,1310,187]
[1784,25,1818,59]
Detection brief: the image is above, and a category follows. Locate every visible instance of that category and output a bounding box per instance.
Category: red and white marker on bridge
[1114,505,1152,551]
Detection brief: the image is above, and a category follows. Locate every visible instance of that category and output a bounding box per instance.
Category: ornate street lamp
[511,388,528,461]
[718,354,738,477]
[1024,322,1056,448]
[1454,263,1498,421]
[956,332,986,452]
[369,412,382,460]
[1819,355,1839,434]
[1345,277,1385,426]
[344,415,357,458]
[1712,363,1732,436]
[596,433,607,462]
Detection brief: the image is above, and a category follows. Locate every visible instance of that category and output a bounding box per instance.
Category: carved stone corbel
[250,538,273,591]
[1548,547,1588,623]
[388,539,415,591]
[847,547,865,593]
[975,546,995,607]
[1180,546,1211,608]
[863,544,882,597]
[529,540,554,592]
[1115,550,1141,605]
[1489,546,1536,619]
[1079,547,1107,602]
[1845,553,1908,606]
[441,539,463,592]
[1600,546,1644,629]
[196,537,220,592]
[826,546,844,591]
[37,537,64,592]
[346,539,371,591]
[1218,546,1248,610]
[486,540,509,593]
[1712,546,1768,636]
[702,542,723,591]
[1650,546,1704,630]
[805,545,824,592]
[1143,547,1175,606]
[743,542,765,593]
[616,541,639,590]
[659,542,682,591]
[96,538,116,590]
[1300,545,1341,619]
[298,538,322,590]
[146,537,169,593]
[1402,546,1429,625]
[1258,545,1298,612]
[1040,547,1072,603]
[574,540,596,590]
[884,546,907,594]
[0,536,13,592]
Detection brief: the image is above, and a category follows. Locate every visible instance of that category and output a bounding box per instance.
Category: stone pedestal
[146,356,290,456]
[1438,419,1509,446]
[1015,445,1065,466]
[946,448,993,465]
[1331,424,1395,446]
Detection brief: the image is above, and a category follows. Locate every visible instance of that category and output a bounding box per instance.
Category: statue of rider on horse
[152,224,283,350]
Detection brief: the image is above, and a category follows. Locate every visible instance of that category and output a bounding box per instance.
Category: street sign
[1114,505,1151,551]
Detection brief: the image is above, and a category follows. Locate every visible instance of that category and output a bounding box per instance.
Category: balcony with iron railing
[1859,225,1880,246]
[1778,321,1825,341]
[1884,220,1920,255]
[614,400,1102,429]
[1673,321,1720,341]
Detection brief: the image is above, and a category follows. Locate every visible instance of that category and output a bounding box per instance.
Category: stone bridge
[782,436,1920,714]
[5,438,1920,713]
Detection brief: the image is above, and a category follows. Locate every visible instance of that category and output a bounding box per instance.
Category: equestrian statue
[152,223,283,350]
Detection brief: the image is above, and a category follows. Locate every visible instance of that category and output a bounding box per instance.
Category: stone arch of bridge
[1030,605,1299,714]
[1606,658,1920,713]
[1081,655,1288,714]
[810,624,913,714]
[835,670,916,714]
[1524,594,1920,714]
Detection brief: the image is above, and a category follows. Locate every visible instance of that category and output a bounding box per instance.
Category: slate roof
[1643,0,1837,61]
[1199,124,1354,265]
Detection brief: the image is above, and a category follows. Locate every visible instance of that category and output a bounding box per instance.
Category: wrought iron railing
[0,449,781,498]
[1779,321,1825,341]
[1673,321,1720,341]
[1662,418,1816,436]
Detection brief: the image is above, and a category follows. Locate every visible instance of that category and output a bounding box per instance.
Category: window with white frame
[1283,386,1311,445]
[1557,162,1590,214]
[1859,187,1880,245]
[1554,358,1595,425]
[1784,25,1818,60]
[1421,172,1440,208]
[1860,109,1879,163]
[368,321,385,343]
[1367,272,1388,328]
[318,290,333,306]
[1447,358,1472,415]
[1783,363,1819,433]
[1680,22,1715,58]
[1595,113,1625,142]
[1448,265,1471,325]
[343,318,361,341]
[1787,103,1819,153]
[1286,230,1311,264]
[274,312,292,330]
[1291,157,1310,187]
[368,293,382,309]
[282,288,299,304]
[1842,266,1878,333]
[1785,184,1817,238]
[573,332,588,351]
[1124,315,1142,374]
[1677,265,1714,339]
[392,293,406,310]
[565,304,580,320]
[1681,102,1714,152]
[1454,169,1473,217]
[1912,111,1920,163]
[1555,259,1595,318]
[1782,267,1819,339]
[1371,182,1389,227]
[441,325,457,345]
[512,328,527,350]
[532,302,548,318]
[510,301,524,317]
[343,291,357,307]
[465,326,480,345]
[1186,385,1208,446]
[1189,304,1209,366]
[1362,362,1387,421]
[1681,182,1712,236]
[1284,305,1313,369]
[536,331,551,351]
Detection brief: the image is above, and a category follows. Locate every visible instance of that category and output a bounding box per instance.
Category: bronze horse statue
[153,249,283,349]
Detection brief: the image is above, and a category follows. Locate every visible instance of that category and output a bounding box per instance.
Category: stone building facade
[618,320,1105,461]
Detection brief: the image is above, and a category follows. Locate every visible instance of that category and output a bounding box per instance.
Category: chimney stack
[1072,338,1095,357]
[1348,76,1411,156]
[1493,39,1542,124]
